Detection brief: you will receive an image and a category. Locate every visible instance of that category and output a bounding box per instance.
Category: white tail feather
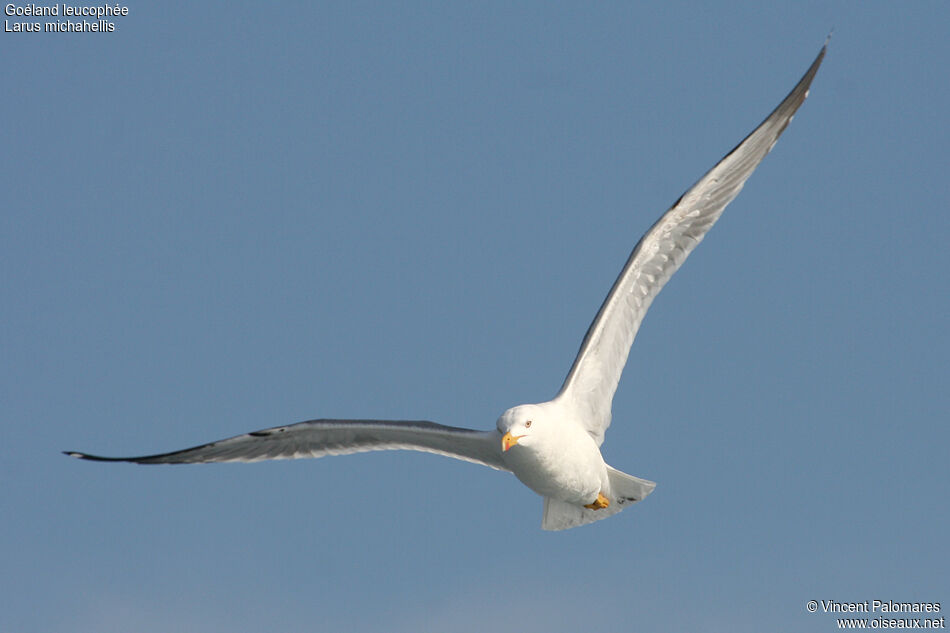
[541,466,656,531]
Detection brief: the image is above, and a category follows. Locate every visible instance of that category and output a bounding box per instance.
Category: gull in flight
[67,43,826,530]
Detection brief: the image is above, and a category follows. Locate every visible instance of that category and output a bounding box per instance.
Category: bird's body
[67,42,827,530]
[499,402,607,506]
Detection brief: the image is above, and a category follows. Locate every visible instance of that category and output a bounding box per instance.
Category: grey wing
[65,419,509,471]
[557,43,827,445]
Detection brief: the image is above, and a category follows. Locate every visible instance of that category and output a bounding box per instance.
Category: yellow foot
[584,492,610,510]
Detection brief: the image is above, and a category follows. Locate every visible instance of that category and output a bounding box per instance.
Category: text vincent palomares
[819,601,941,614]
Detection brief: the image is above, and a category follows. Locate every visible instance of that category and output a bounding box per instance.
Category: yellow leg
[584,492,610,510]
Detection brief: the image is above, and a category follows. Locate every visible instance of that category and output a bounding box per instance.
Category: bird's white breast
[503,412,607,506]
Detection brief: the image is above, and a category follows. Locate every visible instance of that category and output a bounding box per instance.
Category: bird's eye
[525,420,532,428]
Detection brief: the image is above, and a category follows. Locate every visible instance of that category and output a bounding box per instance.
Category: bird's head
[497,404,545,452]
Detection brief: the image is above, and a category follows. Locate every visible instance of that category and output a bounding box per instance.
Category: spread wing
[557,43,827,445]
[65,419,508,471]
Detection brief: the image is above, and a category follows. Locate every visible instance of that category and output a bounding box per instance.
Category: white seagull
[67,43,826,530]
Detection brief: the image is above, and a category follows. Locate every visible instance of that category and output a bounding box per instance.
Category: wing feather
[65,419,508,471]
[557,43,827,445]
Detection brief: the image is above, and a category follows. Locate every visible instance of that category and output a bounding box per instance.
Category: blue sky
[3,2,948,632]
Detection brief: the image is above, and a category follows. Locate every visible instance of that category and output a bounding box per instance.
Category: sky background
[3,2,948,632]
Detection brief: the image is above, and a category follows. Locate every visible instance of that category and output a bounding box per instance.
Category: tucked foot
[584,492,610,510]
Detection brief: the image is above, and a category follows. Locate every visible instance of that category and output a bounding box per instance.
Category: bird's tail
[540,466,656,531]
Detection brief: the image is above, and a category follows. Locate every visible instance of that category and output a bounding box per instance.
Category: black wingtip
[65,450,96,460]
[64,450,123,462]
